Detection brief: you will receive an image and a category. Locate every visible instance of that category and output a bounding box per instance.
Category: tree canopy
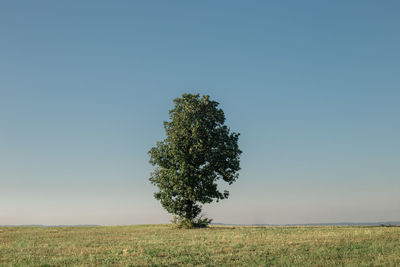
[149,93,241,227]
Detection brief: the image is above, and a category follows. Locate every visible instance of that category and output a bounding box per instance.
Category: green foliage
[149,93,241,226]
[172,215,213,229]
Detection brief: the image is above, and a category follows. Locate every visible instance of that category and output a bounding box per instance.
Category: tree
[149,93,241,228]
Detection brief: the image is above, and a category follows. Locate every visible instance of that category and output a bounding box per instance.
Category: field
[1,225,399,266]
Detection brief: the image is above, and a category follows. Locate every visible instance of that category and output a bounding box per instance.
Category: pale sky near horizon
[1,1,399,225]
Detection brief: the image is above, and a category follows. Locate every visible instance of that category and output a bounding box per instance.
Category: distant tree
[149,93,241,228]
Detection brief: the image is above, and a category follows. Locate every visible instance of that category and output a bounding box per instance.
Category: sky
[1,1,399,225]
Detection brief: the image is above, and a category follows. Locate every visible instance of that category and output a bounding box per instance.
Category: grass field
[1,225,399,266]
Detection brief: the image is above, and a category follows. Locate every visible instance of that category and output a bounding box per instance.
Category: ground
[1,225,399,266]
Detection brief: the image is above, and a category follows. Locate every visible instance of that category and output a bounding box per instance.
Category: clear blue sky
[1,1,399,225]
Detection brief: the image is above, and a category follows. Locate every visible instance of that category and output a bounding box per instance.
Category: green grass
[1,225,399,266]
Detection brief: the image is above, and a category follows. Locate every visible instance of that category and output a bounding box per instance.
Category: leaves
[149,93,241,224]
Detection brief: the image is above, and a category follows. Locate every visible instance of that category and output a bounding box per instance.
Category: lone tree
[149,93,241,228]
